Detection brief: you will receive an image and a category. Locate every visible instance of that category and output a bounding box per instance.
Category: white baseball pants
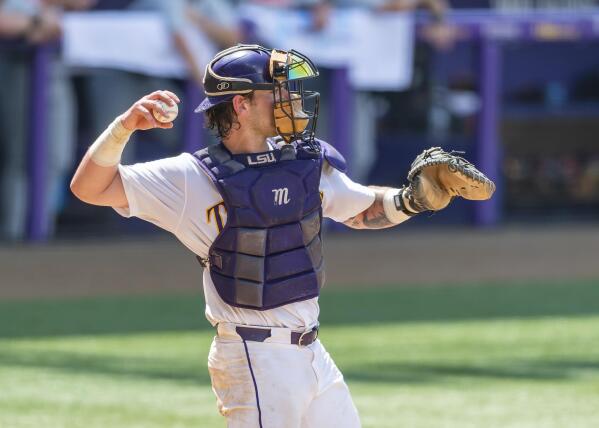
[207,324,361,428]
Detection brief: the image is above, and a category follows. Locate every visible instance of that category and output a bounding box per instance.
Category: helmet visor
[287,52,319,80]
[270,49,319,82]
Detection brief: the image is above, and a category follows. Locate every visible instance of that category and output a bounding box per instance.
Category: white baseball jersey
[115,151,375,329]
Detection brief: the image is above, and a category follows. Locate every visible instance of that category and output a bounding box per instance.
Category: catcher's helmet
[195,44,320,146]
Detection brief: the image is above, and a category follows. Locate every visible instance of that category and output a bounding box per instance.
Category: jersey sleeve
[114,153,192,233]
[320,163,375,222]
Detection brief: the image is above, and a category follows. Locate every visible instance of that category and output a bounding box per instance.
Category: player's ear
[232,95,250,116]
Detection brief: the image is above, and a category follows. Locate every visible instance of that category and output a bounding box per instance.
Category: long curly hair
[204,94,255,140]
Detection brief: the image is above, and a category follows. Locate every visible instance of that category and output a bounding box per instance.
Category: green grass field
[1,280,599,427]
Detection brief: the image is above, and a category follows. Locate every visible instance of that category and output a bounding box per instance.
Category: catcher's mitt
[403,147,496,213]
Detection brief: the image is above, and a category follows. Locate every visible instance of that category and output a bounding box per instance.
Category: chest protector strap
[194,141,330,310]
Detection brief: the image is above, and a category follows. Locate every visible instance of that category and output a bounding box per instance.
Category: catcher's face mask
[269,49,320,146]
[198,44,320,147]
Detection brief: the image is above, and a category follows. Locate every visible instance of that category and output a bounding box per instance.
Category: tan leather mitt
[403,147,496,213]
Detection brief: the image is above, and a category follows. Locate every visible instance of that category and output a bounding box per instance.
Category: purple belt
[233,325,319,347]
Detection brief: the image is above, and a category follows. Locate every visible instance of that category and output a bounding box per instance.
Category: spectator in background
[299,0,454,182]
[125,0,208,86]
[187,0,243,50]
[243,0,322,6]
[82,0,242,164]
[186,0,244,148]
[82,0,193,166]
[0,0,93,241]
[235,0,350,174]
[363,0,455,182]
[238,0,329,37]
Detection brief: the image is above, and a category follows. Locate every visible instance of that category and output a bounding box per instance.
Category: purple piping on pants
[27,45,51,241]
[475,38,502,227]
[241,340,264,428]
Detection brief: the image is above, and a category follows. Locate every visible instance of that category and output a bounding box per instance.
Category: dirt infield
[0,225,598,299]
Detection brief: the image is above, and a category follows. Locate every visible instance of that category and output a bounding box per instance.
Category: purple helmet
[195,44,320,145]
[195,45,273,113]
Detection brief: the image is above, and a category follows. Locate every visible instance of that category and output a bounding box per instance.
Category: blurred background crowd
[1,0,599,242]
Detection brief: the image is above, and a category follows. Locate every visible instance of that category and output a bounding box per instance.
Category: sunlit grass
[1,280,599,427]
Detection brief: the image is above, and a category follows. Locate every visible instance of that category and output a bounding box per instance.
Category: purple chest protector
[194,139,346,310]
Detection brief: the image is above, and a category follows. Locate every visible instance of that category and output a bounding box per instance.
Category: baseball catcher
[70,43,495,428]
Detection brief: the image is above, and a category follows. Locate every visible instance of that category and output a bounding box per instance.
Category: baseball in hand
[152,100,179,123]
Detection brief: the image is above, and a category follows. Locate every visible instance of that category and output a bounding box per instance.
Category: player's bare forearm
[71,91,179,208]
[70,115,132,208]
[344,186,395,230]
[70,153,127,208]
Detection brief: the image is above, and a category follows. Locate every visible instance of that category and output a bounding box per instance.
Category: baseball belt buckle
[298,326,318,347]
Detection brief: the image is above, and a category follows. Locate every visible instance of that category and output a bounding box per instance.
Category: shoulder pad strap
[192,147,218,183]
[208,144,231,163]
[193,146,210,160]
[193,144,245,179]
[317,140,347,173]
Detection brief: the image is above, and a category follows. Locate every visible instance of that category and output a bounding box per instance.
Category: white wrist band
[89,117,133,167]
[383,188,415,224]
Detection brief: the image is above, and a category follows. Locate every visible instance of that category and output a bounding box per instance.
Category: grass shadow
[0,347,212,386]
[342,360,577,384]
[2,346,597,388]
[0,279,598,338]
